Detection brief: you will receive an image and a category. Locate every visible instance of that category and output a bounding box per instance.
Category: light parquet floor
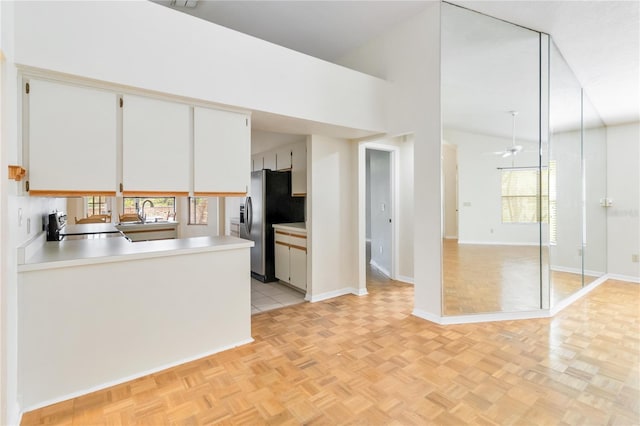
[22,276,639,425]
[443,240,586,315]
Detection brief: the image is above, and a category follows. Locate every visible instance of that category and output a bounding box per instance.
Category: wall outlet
[577,248,583,257]
[632,254,639,263]
[490,228,494,234]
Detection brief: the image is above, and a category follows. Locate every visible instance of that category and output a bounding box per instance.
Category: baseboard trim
[396,275,414,285]
[413,308,551,325]
[413,273,614,325]
[21,337,254,413]
[550,274,608,315]
[551,265,605,277]
[369,259,390,278]
[606,273,640,284]
[308,287,364,302]
[457,240,539,246]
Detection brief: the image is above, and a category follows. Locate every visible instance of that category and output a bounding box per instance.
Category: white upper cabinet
[122,95,190,195]
[194,107,250,195]
[262,151,277,171]
[275,147,292,170]
[251,154,263,172]
[291,142,307,196]
[27,79,117,195]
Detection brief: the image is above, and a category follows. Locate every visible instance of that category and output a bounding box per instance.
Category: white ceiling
[154,0,639,135]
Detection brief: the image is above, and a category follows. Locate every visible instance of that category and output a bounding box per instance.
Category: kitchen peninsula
[18,235,254,410]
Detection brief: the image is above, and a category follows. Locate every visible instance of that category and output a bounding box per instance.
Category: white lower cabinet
[289,246,307,290]
[274,242,290,283]
[273,226,307,291]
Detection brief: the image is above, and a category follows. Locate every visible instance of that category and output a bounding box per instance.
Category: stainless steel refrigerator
[240,170,305,282]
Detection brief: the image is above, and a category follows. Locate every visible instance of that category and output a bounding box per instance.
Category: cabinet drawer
[288,233,306,250]
[274,230,306,249]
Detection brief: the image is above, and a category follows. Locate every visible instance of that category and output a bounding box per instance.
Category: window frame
[188,197,208,225]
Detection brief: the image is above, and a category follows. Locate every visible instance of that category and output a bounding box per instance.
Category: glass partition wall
[441,3,607,315]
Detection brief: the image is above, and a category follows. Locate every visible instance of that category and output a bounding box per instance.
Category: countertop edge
[272,223,307,233]
[18,237,254,272]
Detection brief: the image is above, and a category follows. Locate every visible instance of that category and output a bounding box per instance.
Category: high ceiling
[153,0,639,133]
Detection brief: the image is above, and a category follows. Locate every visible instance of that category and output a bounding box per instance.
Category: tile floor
[251,279,305,314]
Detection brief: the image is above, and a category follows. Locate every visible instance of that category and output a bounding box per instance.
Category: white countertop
[19,236,254,272]
[116,221,179,230]
[61,223,121,236]
[272,222,306,233]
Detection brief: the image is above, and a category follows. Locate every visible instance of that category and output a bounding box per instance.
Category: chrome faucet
[140,200,154,222]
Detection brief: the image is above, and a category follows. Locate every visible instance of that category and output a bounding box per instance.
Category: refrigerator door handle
[246,196,253,233]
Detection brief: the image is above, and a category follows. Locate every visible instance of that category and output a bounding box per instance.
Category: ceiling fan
[493,111,523,158]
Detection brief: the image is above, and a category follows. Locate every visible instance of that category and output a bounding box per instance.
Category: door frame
[357,141,399,293]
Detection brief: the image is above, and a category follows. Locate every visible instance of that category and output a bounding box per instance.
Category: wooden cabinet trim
[122,228,176,234]
[122,191,189,197]
[275,230,306,239]
[194,191,247,197]
[275,240,307,253]
[29,190,117,197]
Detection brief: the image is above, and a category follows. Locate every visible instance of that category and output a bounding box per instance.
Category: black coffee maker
[46,212,66,241]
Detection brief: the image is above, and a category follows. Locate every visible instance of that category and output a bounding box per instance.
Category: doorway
[366,149,393,278]
[358,142,399,293]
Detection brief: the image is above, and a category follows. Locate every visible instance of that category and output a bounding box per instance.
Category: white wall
[14,1,386,135]
[444,128,540,245]
[607,122,640,280]
[19,247,251,410]
[308,135,358,299]
[583,125,608,276]
[442,143,458,239]
[549,129,583,271]
[338,4,442,317]
[252,130,305,155]
[398,136,415,282]
[1,2,65,422]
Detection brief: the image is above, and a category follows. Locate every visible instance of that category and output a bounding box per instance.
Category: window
[123,197,176,221]
[189,197,208,225]
[86,196,108,216]
[501,168,548,224]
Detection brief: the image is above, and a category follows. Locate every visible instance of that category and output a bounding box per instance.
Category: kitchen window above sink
[122,197,176,223]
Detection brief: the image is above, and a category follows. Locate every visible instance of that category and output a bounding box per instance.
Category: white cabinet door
[289,246,307,291]
[291,142,307,196]
[122,95,190,195]
[263,151,276,171]
[275,147,292,170]
[274,242,290,282]
[194,107,250,195]
[27,79,117,195]
[252,154,263,172]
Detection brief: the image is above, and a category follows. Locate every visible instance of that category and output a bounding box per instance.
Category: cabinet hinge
[25,180,30,191]
[25,82,30,94]
[119,183,123,192]
[119,97,123,108]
